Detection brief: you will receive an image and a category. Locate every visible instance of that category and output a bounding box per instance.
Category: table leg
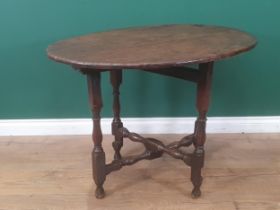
[87,72,106,199]
[191,62,214,198]
[110,70,123,160]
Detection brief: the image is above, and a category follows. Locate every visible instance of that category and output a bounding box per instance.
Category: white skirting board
[0,117,280,136]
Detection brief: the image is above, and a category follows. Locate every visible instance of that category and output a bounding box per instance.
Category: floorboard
[0,134,279,210]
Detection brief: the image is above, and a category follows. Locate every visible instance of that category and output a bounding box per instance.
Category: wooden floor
[0,134,279,210]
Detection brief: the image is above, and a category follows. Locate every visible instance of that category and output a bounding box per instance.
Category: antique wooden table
[47,24,256,199]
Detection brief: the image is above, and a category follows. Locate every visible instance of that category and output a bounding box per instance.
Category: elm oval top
[47,24,257,70]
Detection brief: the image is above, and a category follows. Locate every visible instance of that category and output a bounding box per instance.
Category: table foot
[95,186,105,199]
[191,187,201,198]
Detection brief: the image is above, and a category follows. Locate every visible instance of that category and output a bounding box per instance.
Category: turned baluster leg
[110,70,123,160]
[87,71,106,199]
[191,62,214,198]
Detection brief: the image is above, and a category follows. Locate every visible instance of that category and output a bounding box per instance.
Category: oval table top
[47,24,257,70]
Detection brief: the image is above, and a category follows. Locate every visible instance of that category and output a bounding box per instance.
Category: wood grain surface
[0,134,279,210]
[47,25,256,69]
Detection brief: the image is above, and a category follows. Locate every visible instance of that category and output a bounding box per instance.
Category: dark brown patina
[47,24,256,70]
[47,24,256,199]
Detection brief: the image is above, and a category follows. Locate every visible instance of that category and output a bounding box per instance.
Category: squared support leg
[191,62,214,198]
[87,71,106,199]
